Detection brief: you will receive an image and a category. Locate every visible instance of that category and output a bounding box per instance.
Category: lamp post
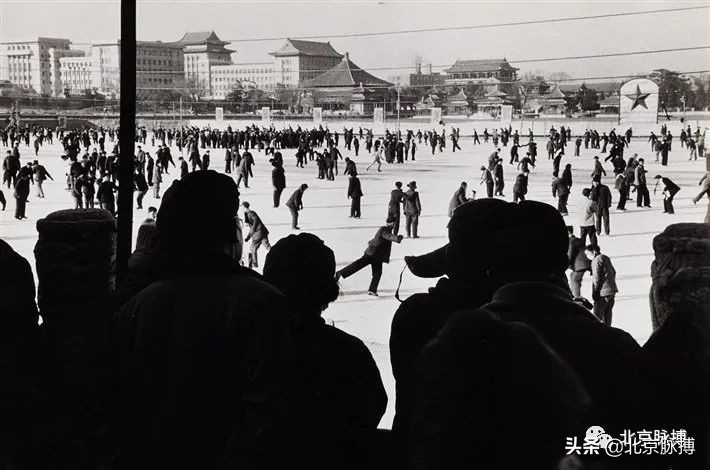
[396,86,401,136]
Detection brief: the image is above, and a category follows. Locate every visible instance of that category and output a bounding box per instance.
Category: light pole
[396,86,401,137]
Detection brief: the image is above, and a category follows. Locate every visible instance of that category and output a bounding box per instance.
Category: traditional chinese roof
[176,31,228,46]
[445,89,469,107]
[558,81,622,95]
[485,88,508,98]
[445,58,518,74]
[304,53,393,88]
[270,39,343,58]
[543,86,566,100]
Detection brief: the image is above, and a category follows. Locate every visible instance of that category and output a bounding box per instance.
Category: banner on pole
[430,107,442,126]
[500,105,513,124]
[313,107,322,125]
[373,108,384,125]
[261,107,271,123]
[215,107,224,121]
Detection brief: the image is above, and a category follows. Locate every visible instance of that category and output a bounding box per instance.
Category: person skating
[551,173,569,215]
[242,201,271,269]
[32,160,52,199]
[635,158,651,208]
[366,145,383,172]
[591,156,606,181]
[590,176,612,236]
[653,175,680,214]
[493,158,505,197]
[271,158,286,208]
[13,172,30,220]
[286,184,308,230]
[387,182,404,235]
[585,244,618,325]
[347,173,363,218]
[480,166,494,198]
[134,167,149,209]
[567,226,591,301]
[512,172,528,203]
[448,182,471,217]
[336,220,404,297]
[403,181,422,239]
[236,150,254,188]
[579,188,598,245]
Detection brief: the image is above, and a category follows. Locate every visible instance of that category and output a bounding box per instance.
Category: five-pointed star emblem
[626,84,650,111]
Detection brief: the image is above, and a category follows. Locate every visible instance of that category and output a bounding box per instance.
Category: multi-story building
[59,54,94,95]
[270,39,343,88]
[87,40,184,97]
[0,37,80,97]
[444,58,518,86]
[388,62,445,88]
[210,63,275,99]
[176,31,234,96]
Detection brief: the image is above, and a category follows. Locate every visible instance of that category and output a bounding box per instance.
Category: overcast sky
[1,0,708,80]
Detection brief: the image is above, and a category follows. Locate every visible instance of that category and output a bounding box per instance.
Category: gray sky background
[1,0,708,80]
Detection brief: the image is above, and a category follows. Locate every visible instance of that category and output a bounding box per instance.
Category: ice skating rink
[1,117,707,427]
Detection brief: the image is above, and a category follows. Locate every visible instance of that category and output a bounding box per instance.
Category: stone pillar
[34,209,117,326]
[650,223,710,331]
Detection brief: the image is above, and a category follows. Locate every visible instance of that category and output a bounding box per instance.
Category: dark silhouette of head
[157,170,239,256]
[263,233,339,315]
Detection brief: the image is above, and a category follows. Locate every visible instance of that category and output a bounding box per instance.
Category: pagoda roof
[270,39,343,58]
[445,58,518,74]
[304,53,393,88]
[176,31,229,46]
[485,88,508,98]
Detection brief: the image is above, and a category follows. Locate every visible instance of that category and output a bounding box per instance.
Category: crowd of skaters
[3,120,710,302]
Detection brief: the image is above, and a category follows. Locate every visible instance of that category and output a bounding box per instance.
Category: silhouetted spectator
[0,239,42,468]
[477,201,648,439]
[390,199,516,442]
[113,170,291,469]
[263,233,387,469]
[411,309,590,470]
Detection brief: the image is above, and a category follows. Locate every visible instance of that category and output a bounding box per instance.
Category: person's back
[263,234,387,468]
[411,309,590,470]
[403,189,420,214]
[473,201,648,435]
[114,171,290,469]
[390,200,513,438]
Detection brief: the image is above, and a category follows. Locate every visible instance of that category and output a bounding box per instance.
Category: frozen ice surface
[1,116,707,428]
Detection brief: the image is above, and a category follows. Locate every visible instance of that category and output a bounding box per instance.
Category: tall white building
[210,63,275,99]
[59,55,94,95]
[0,38,79,97]
[269,39,343,88]
[176,31,234,97]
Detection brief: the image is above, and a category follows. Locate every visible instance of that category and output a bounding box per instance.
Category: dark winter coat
[481,282,648,432]
[447,187,468,216]
[244,209,269,242]
[113,253,291,468]
[364,225,400,263]
[286,188,305,210]
[271,165,286,189]
[347,176,363,199]
[403,189,421,215]
[567,235,591,272]
[591,184,613,209]
[552,177,569,197]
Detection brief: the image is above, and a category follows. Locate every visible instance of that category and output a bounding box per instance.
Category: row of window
[214,68,272,75]
[138,48,178,57]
